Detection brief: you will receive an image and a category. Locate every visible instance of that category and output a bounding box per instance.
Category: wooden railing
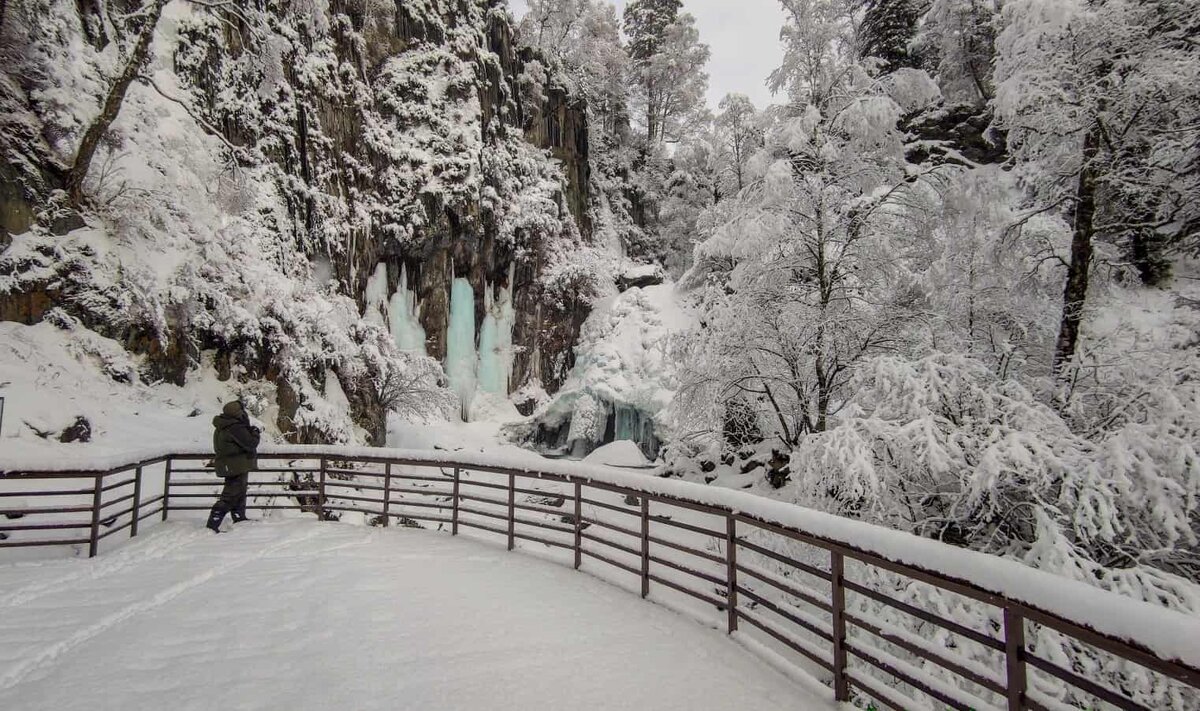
[2,448,1198,711]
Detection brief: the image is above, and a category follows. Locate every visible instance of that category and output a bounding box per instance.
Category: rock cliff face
[172,0,598,395]
[0,0,602,441]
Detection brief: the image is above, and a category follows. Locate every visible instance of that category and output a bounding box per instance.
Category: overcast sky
[507,0,786,111]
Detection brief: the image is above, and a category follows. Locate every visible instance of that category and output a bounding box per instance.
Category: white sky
[507,0,786,111]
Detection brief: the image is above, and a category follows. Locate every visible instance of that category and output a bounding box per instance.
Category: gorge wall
[0,0,603,442]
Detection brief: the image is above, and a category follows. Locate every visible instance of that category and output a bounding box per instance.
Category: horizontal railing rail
[3,446,1199,711]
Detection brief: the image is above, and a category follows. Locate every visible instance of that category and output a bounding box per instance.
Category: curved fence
[2,447,1198,711]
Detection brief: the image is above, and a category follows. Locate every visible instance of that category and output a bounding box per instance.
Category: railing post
[573,481,582,570]
[382,462,391,527]
[726,514,738,633]
[830,551,850,702]
[318,456,327,520]
[507,473,515,551]
[130,465,143,538]
[1004,608,1028,711]
[88,472,103,558]
[451,468,460,535]
[506,475,516,552]
[162,458,172,521]
[640,496,650,598]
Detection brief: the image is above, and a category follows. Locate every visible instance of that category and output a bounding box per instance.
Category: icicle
[388,264,427,356]
[611,402,660,460]
[445,277,477,420]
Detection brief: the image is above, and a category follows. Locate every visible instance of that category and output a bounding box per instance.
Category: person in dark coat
[207,400,261,532]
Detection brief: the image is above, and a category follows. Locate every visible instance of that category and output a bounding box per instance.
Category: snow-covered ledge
[4,444,1200,676]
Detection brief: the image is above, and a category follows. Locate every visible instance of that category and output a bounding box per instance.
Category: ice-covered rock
[512,283,694,459]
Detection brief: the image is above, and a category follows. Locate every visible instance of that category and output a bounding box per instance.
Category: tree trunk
[1128,224,1171,286]
[1053,125,1101,374]
[813,201,832,433]
[0,0,8,34]
[66,0,169,207]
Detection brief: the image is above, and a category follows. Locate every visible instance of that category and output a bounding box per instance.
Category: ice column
[388,264,427,356]
[364,264,389,327]
[445,278,477,419]
[477,265,516,395]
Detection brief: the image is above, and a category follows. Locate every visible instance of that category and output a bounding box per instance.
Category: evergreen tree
[622,0,706,147]
[917,0,1000,104]
[622,0,682,61]
[857,0,923,74]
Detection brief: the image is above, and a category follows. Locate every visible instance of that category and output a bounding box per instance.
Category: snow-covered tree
[916,0,1000,104]
[622,0,681,60]
[625,9,710,146]
[857,0,924,74]
[910,165,1066,379]
[714,93,762,193]
[678,0,945,448]
[517,0,629,138]
[992,0,1200,374]
[656,122,725,273]
[780,351,1200,708]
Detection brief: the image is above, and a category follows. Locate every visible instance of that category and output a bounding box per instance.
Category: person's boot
[230,509,247,524]
[206,505,228,533]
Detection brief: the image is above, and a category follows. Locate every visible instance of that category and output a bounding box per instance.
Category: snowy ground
[0,520,832,711]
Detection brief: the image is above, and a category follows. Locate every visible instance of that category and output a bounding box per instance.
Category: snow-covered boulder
[583,440,652,468]
[616,264,665,291]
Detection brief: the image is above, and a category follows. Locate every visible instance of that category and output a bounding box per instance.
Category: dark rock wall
[180,0,597,396]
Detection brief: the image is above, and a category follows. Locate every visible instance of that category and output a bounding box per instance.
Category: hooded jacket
[212,401,260,477]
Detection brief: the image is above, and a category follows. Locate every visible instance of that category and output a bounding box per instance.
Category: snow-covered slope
[0,320,269,457]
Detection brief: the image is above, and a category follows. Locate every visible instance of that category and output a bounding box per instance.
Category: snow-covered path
[0,521,832,711]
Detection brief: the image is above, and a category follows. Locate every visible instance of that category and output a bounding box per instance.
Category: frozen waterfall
[445,278,478,419]
[364,264,389,327]
[388,264,427,355]
[366,263,515,421]
[527,394,662,461]
[478,266,516,395]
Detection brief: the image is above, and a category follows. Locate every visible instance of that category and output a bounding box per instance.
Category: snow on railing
[3,445,1199,710]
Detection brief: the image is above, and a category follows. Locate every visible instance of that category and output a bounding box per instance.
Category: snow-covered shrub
[783,352,1199,708]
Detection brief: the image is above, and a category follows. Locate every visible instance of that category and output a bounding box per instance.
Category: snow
[387,415,544,464]
[584,440,652,468]
[0,321,254,460]
[4,443,1200,674]
[0,520,830,711]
